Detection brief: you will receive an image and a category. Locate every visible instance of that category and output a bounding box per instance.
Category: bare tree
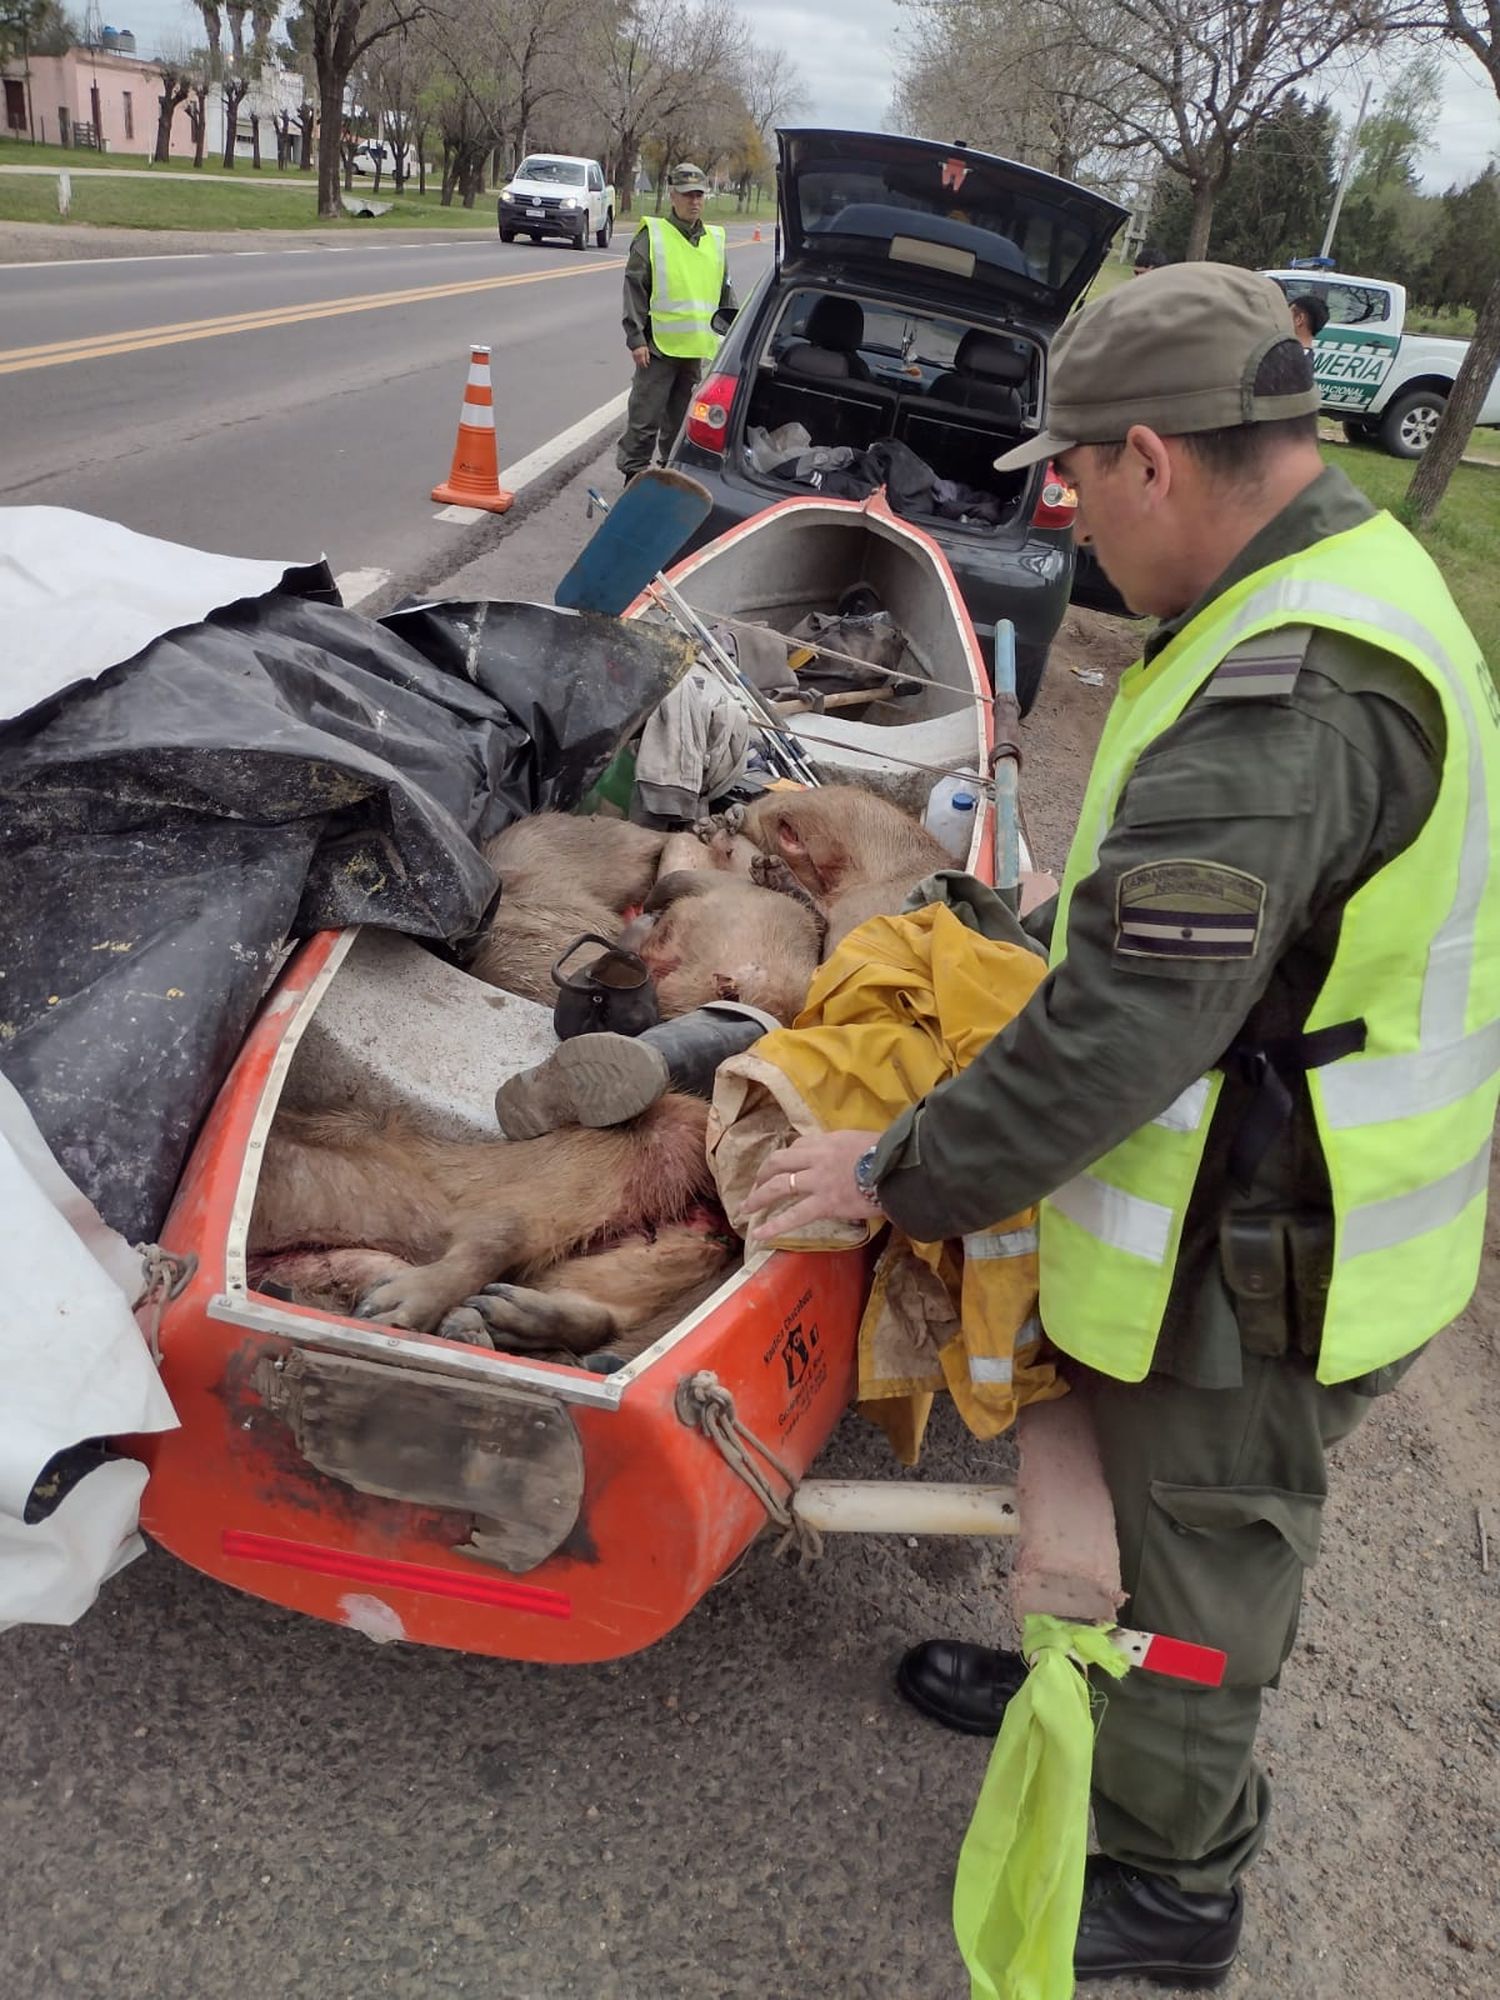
[491,0,583,167]
[1404,2,1500,524]
[415,0,512,207]
[892,0,1120,182]
[220,2,251,168]
[357,26,430,189]
[152,50,193,162]
[294,0,430,217]
[742,39,805,144]
[183,60,211,169]
[580,0,749,216]
[1015,0,1409,257]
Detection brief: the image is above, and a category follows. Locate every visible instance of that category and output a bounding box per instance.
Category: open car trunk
[732,283,1043,539]
[740,366,1033,532]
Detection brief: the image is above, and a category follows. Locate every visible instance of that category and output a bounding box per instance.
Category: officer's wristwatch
[852,1144,885,1212]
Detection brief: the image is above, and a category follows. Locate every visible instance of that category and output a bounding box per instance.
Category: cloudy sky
[123,0,1499,192]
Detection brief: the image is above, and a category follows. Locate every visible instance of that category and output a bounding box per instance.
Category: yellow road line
[0,254,629,376]
[0,233,763,377]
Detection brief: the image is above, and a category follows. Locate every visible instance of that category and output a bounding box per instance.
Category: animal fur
[737,785,950,948]
[250,1093,718,1351]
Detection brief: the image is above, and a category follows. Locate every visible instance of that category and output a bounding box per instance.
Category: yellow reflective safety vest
[1039,511,1500,1385]
[641,215,726,359]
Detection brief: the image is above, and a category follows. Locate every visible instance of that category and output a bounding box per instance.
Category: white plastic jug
[923,773,980,861]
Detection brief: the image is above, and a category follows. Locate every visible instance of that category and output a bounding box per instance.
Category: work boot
[1074,1857,1243,1988]
[894,1640,1028,1737]
[494,1002,777,1140]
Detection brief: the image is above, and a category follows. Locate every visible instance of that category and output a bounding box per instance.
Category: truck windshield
[517,158,585,186]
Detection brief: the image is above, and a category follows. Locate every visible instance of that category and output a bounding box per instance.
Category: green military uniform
[870,465,1448,1890]
[617,201,738,479]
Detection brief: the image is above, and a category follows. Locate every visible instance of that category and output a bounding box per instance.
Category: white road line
[0,228,762,276]
[0,248,229,272]
[497,388,630,492]
[333,565,393,606]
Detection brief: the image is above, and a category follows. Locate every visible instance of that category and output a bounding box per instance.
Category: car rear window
[790,151,1096,297]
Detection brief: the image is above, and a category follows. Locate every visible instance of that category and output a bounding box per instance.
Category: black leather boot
[894,1640,1029,1736]
[1075,1857,1243,1988]
[495,1002,777,1140]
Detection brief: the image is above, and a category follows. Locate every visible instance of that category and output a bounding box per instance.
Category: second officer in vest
[617,162,737,482]
[742,263,1500,1988]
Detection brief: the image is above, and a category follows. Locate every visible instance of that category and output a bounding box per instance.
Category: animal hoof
[437,1307,495,1348]
[585,1352,627,1375]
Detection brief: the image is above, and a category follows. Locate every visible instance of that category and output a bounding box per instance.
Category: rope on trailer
[134,1246,198,1363]
[676,1370,823,1567]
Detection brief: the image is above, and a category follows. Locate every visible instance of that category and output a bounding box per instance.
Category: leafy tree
[1423,165,1500,312]
[1152,91,1338,265]
[1350,51,1442,194]
[1,0,76,60]
[1404,2,1500,525]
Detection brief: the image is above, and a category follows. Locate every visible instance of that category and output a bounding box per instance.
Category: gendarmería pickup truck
[1266,267,1500,458]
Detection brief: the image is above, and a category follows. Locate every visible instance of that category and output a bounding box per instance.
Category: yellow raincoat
[709,900,1067,1463]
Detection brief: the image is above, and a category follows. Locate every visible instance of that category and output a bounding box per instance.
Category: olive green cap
[668,162,709,193]
[994,262,1317,471]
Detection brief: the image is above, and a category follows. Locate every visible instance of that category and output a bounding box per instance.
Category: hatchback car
[668,129,1126,709]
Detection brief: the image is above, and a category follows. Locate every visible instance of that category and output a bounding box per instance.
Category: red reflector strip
[1142,1633,1226,1685]
[222,1530,573,1620]
[1112,1626,1226,1686]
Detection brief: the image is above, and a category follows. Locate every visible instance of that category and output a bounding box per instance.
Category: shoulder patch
[1115,859,1265,960]
[1200,623,1313,702]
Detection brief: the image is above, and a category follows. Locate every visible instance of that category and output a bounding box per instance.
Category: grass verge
[1,136,310,179]
[1326,435,1500,667]
[0,173,504,230]
[0,162,769,232]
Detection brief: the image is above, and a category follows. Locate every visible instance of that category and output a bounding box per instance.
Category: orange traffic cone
[752,224,762,242]
[431,345,514,513]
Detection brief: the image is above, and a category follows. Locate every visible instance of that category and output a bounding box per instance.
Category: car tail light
[1030,461,1078,531]
[686,370,739,453]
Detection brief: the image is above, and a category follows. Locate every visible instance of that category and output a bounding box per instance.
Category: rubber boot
[494,1002,777,1140]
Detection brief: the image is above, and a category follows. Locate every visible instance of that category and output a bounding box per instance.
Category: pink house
[3,46,164,153]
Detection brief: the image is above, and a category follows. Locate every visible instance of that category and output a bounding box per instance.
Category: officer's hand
[631,345,651,371]
[743,1130,878,1242]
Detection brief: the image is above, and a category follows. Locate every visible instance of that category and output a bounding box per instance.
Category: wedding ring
[789,1173,799,1196]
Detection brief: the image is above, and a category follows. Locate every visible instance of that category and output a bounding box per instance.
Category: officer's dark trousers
[616,351,701,477]
[1069,1355,1379,1892]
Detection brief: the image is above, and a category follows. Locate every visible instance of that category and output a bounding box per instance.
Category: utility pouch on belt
[1220,1213,1292,1357]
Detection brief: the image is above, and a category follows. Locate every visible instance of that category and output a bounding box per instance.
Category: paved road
[0,229,770,600]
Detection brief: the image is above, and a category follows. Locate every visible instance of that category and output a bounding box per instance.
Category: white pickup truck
[497,153,615,251]
[1265,268,1500,458]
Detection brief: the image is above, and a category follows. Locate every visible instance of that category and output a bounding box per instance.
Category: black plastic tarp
[0,585,692,1242]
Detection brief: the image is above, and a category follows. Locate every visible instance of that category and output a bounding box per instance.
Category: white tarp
[0,1072,178,1633]
[0,506,309,725]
